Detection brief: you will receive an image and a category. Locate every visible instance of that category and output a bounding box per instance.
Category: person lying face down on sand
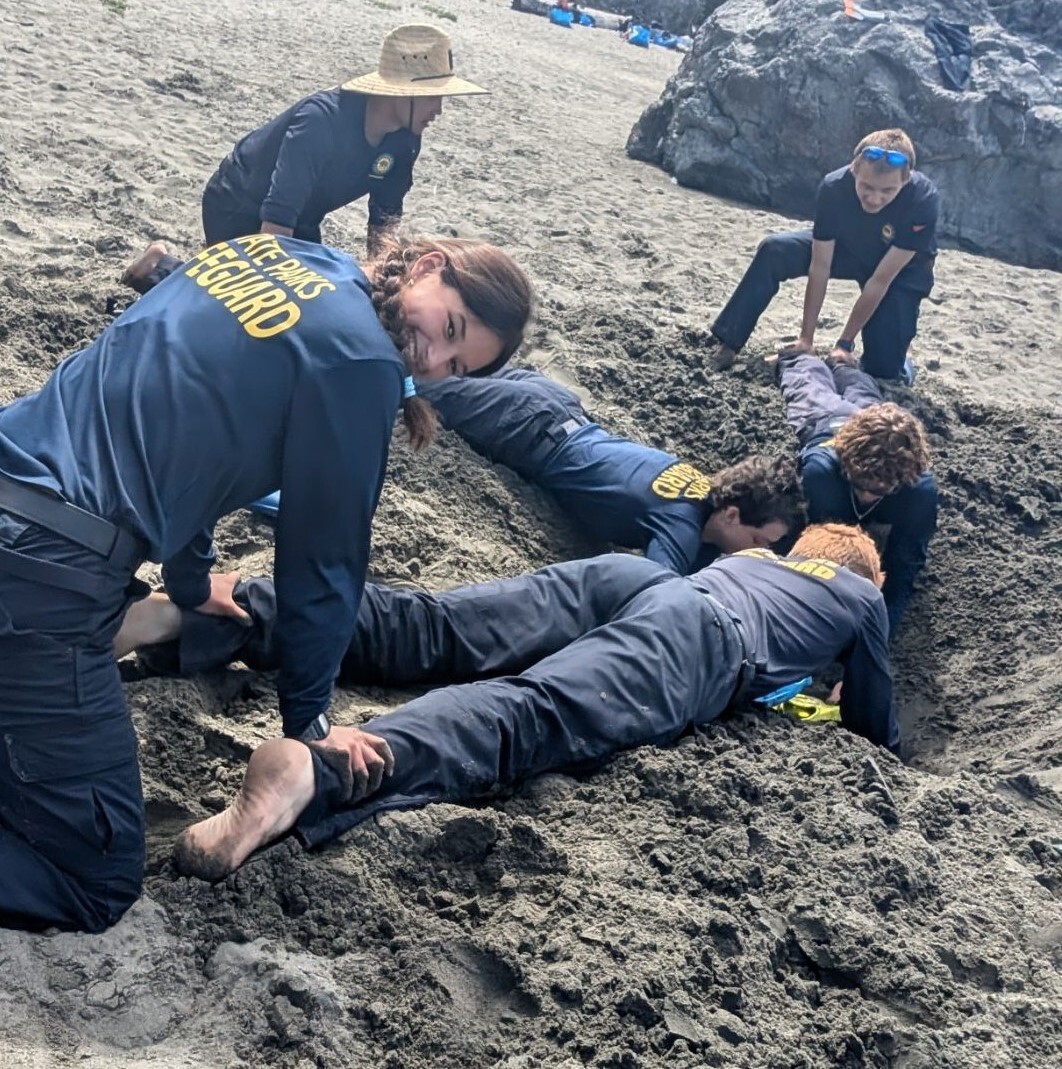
[122,24,487,293]
[250,368,809,573]
[776,351,936,637]
[0,231,531,934]
[115,524,900,881]
[706,128,939,383]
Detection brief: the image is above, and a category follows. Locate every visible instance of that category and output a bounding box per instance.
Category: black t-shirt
[214,89,419,231]
[812,167,939,291]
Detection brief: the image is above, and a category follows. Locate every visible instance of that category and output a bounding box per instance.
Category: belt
[701,592,756,707]
[0,473,146,596]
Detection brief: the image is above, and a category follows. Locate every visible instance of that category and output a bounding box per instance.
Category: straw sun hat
[342,24,487,97]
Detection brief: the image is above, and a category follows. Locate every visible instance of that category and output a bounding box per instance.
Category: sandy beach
[1,0,1061,1066]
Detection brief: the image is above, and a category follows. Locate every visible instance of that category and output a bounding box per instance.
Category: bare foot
[120,241,169,291]
[114,592,181,659]
[173,738,317,881]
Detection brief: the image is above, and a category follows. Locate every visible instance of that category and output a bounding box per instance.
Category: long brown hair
[366,235,534,451]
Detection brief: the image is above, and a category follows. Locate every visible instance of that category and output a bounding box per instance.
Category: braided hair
[366,234,534,452]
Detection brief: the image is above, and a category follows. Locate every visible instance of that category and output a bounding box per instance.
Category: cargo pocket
[2,715,141,867]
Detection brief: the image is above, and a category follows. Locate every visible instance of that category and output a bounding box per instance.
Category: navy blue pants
[0,517,146,932]
[711,229,929,379]
[297,556,747,847]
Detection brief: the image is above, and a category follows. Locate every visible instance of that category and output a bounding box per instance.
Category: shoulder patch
[651,462,712,501]
[370,153,394,179]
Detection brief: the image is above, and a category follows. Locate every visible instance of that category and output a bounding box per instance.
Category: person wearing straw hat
[122,24,486,292]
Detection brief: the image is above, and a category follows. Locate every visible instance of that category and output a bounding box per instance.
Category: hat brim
[341,71,488,97]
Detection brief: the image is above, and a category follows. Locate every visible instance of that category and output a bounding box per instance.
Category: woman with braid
[0,232,532,933]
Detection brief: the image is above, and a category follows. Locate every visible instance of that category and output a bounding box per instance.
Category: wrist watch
[834,338,855,353]
[297,712,331,743]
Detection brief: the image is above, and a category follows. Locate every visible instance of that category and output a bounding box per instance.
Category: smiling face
[851,160,906,214]
[400,254,504,380]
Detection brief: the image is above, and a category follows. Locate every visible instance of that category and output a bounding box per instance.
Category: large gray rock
[627,0,1062,270]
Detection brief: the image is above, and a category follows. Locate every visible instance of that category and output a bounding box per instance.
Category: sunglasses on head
[861,145,909,167]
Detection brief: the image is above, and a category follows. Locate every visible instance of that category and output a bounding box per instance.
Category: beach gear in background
[627,25,650,48]
[650,28,679,50]
[841,0,887,20]
[342,24,487,97]
[924,17,972,91]
[549,6,575,27]
[249,491,281,518]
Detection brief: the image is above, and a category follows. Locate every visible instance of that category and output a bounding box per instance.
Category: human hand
[312,725,395,801]
[194,571,252,625]
[829,345,858,366]
[777,337,817,360]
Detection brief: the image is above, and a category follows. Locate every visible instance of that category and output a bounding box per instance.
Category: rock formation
[627,0,1062,270]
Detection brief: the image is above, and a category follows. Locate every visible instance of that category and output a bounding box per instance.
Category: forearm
[840,279,889,341]
[260,219,294,237]
[799,270,830,343]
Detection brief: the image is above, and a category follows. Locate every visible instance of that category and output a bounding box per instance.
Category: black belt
[0,473,146,596]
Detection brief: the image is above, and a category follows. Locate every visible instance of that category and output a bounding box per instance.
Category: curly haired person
[777,350,936,635]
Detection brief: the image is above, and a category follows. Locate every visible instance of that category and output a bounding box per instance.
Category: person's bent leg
[711,230,814,353]
[0,636,144,932]
[302,580,745,848]
[342,554,672,685]
[859,285,924,380]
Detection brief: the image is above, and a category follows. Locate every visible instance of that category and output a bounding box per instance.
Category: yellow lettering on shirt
[651,462,713,501]
[734,549,838,581]
[180,237,337,338]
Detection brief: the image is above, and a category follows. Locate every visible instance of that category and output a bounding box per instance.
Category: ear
[408,251,447,282]
[718,505,741,526]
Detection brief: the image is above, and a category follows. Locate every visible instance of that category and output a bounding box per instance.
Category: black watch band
[297,712,331,743]
[834,338,855,353]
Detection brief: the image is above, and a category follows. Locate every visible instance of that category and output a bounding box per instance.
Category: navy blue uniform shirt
[213,89,419,234]
[799,441,937,637]
[691,549,897,751]
[812,167,939,292]
[420,370,717,574]
[0,235,404,737]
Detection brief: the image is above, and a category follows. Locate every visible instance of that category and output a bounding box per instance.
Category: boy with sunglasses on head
[708,129,939,383]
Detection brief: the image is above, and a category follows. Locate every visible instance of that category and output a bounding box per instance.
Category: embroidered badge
[881,222,895,243]
[371,153,394,179]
